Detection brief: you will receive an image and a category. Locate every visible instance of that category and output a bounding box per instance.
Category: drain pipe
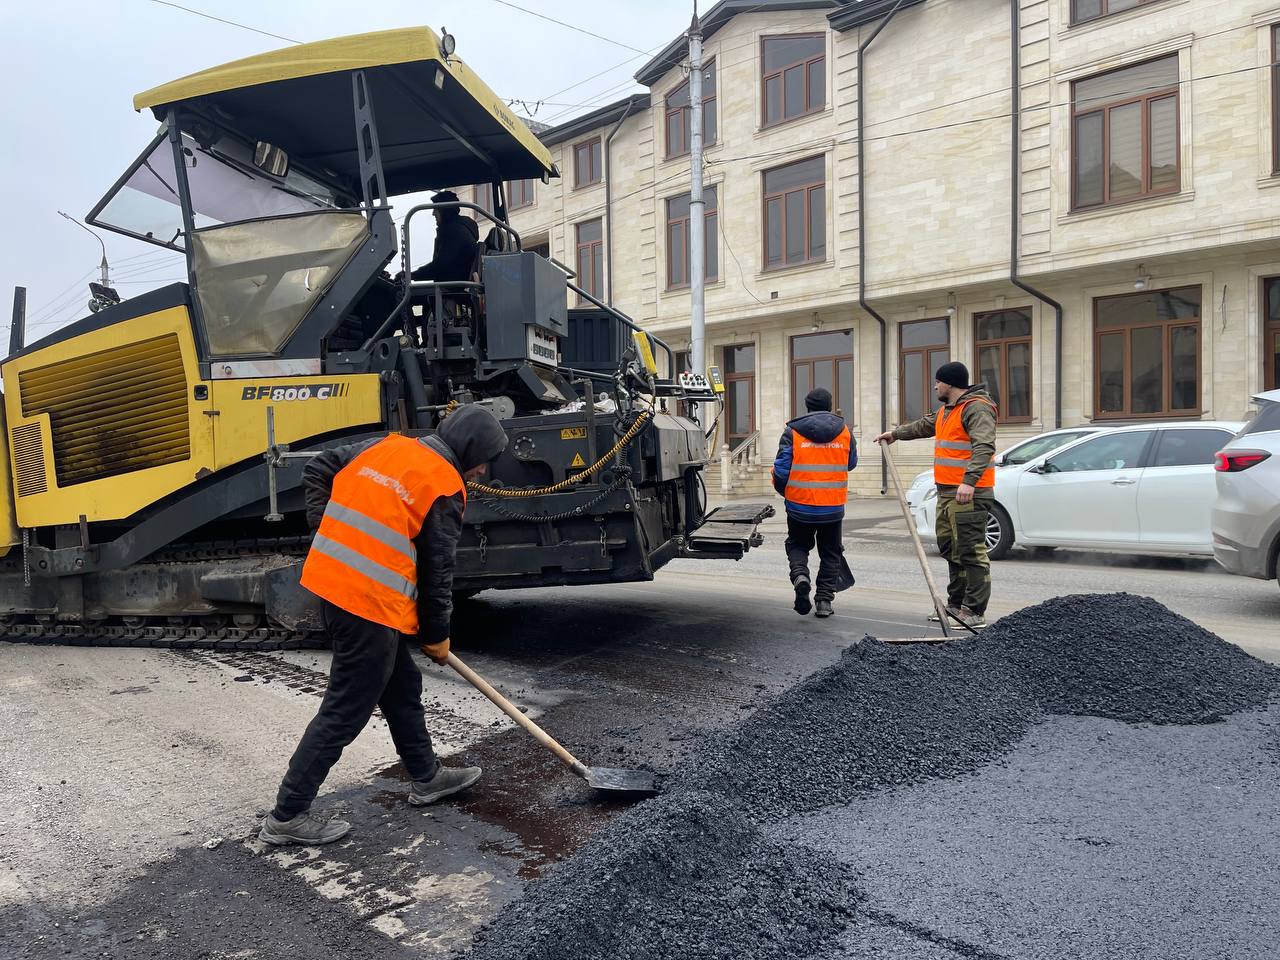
[858,0,907,495]
[605,95,641,306]
[1010,0,1063,428]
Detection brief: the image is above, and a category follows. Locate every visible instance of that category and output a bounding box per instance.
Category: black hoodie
[302,406,509,642]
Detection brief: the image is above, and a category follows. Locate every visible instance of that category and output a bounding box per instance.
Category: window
[666,187,719,288]
[1047,431,1154,473]
[762,35,825,127]
[1003,430,1097,465]
[791,331,854,419]
[1265,277,1280,391]
[1150,428,1234,468]
[574,137,602,188]
[1072,55,1179,209]
[473,183,494,210]
[1072,0,1168,25]
[1093,286,1201,419]
[763,156,825,269]
[575,219,604,302]
[1241,399,1280,437]
[975,308,1033,423]
[724,344,756,445]
[666,60,717,158]
[899,318,950,424]
[527,238,550,260]
[507,179,535,210]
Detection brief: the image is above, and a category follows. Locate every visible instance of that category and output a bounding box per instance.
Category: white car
[913,421,1244,560]
[903,426,1105,512]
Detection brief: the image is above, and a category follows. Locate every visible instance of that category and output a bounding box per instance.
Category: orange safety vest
[300,435,466,633]
[783,426,852,507]
[934,397,997,488]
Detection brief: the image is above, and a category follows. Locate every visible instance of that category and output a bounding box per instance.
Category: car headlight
[923,488,937,502]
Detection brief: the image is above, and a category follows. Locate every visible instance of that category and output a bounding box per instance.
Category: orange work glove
[420,637,451,665]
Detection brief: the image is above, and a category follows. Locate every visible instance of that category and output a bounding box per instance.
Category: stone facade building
[490,0,1280,495]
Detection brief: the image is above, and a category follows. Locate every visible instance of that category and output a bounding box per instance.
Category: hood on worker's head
[954,383,995,406]
[785,411,847,444]
[437,405,509,471]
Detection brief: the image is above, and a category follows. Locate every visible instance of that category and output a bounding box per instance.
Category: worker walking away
[772,388,858,619]
[260,406,508,846]
[875,361,997,630]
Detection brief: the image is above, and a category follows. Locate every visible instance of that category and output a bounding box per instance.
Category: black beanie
[935,361,969,389]
[804,388,833,412]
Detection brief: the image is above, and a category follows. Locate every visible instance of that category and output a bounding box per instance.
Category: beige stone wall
[501,0,1280,500]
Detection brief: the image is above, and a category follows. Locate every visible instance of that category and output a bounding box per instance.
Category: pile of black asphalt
[465,593,1280,960]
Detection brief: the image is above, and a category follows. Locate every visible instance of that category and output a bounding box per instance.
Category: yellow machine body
[0,303,381,529]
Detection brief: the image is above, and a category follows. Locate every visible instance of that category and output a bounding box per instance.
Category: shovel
[445,652,660,796]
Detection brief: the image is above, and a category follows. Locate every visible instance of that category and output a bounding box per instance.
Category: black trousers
[273,601,439,819]
[785,515,844,602]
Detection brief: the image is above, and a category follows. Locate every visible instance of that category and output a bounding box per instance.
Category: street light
[57,211,119,312]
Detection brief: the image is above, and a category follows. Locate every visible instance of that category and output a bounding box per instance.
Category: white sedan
[912,421,1243,560]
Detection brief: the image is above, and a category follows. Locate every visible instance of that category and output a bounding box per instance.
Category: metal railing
[719,430,762,495]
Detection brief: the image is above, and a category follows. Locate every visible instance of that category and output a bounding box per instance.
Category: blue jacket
[772,412,858,522]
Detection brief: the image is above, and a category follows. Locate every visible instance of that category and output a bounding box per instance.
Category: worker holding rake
[875,362,997,630]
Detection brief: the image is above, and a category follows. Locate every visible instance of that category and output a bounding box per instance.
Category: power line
[485,0,649,55]
[144,0,301,44]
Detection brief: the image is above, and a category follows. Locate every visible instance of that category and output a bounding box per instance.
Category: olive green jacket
[891,384,998,498]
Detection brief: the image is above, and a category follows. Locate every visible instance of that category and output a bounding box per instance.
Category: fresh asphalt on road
[1,497,1277,958]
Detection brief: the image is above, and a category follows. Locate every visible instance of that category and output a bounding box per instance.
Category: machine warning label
[569,453,586,468]
[240,383,350,401]
[560,427,587,440]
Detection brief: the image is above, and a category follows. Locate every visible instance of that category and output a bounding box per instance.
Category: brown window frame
[1071,57,1180,211]
[760,34,826,128]
[573,137,602,189]
[665,59,717,159]
[506,179,535,210]
[723,344,757,447]
[974,309,1034,425]
[1071,0,1168,26]
[665,187,719,290]
[575,219,604,304]
[898,318,951,425]
[762,157,826,271]
[1264,277,1280,391]
[790,331,855,421]
[1273,26,1280,175]
[1092,286,1202,421]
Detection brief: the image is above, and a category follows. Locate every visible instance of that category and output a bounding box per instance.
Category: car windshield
[1005,430,1093,464]
[1240,400,1280,437]
[91,128,352,251]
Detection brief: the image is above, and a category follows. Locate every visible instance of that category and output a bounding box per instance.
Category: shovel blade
[583,766,661,796]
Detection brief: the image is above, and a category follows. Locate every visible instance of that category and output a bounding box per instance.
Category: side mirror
[993,452,1007,467]
[253,141,289,178]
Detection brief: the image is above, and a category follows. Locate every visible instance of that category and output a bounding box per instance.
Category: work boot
[409,764,482,806]
[955,606,987,630]
[814,599,833,619]
[928,604,961,623]
[792,575,812,616]
[258,810,352,846]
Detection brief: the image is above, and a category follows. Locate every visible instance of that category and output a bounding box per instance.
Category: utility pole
[688,3,706,393]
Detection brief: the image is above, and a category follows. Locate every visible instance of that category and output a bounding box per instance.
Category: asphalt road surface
[1,499,1276,958]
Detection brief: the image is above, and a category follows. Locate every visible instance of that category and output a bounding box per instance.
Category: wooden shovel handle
[878,440,953,637]
[445,652,588,777]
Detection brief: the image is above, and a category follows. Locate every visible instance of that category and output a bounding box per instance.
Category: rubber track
[0,537,327,651]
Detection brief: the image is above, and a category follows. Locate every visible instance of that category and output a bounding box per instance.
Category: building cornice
[536,94,651,147]
[827,0,927,32]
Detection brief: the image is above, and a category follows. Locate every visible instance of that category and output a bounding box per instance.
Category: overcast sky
[0,0,696,343]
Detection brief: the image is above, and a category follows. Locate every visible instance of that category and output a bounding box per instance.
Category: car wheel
[986,504,1015,561]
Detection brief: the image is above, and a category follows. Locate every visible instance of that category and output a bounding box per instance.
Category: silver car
[1212,388,1280,590]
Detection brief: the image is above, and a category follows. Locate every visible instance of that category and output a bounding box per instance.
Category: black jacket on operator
[411,214,481,283]
[302,406,508,644]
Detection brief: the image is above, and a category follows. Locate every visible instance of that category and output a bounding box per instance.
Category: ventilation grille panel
[12,422,48,497]
[18,333,191,487]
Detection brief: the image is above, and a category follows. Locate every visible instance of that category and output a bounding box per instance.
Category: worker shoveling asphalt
[464,593,1280,960]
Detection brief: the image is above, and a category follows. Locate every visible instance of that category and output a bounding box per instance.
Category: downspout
[1010,0,1063,428]
[857,0,907,495]
[605,95,641,306]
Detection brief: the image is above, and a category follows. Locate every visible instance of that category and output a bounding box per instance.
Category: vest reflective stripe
[310,534,418,600]
[782,426,851,507]
[300,435,465,632]
[933,397,997,488]
[322,502,418,563]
